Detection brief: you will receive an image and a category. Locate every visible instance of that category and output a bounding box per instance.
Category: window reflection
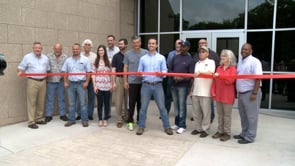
[159,34,179,57]
[140,0,158,33]
[248,0,274,29]
[182,0,244,30]
[160,0,180,32]
[277,0,295,28]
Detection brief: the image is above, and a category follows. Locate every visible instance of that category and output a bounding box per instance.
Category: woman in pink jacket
[211,49,237,141]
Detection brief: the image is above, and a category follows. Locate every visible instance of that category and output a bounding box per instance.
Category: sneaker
[127,122,134,131]
[176,128,186,134]
[171,125,179,130]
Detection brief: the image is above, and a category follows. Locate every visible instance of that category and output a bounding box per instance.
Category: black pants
[128,84,142,123]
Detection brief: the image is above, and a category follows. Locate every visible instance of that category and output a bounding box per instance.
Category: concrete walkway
[0,102,294,166]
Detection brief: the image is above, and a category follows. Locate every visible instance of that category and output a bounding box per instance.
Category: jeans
[67,81,88,122]
[165,77,173,114]
[138,83,170,129]
[96,90,111,120]
[171,86,188,128]
[76,80,95,117]
[45,82,66,116]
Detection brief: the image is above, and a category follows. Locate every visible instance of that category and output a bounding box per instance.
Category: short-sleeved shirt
[107,46,119,62]
[138,52,167,83]
[47,53,67,82]
[111,51,125,77]
[123,48,148,84]
[61,55,91,82]
[236,55,263,93]
[81,51,97,66]
[192,58,215,97]
[18,52,50,79]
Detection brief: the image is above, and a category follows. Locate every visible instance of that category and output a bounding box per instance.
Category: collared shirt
[81,51,97,66]
[236,55,263,93]
[123,48,148,84]
[192,58,215,97]
[47,53,67,82]
[111,51,125,76]
[167,50,177,66]
[170,53,194,87]
[18,52,50,79]
[107,46,119,62]
[138,52,167,83]
[61,55,91,82]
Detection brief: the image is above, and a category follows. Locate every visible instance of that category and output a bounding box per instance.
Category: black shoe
[200,131,208,138]
[238,139,252,144]
[60,115,68,121]
[36,120,46,125]
[190,117,194,121]
[45,116,52,122]
[233,135,244,139]
[28,124,38,129]
[75,116,81,120]
[191,130,201,135]
[88,116,94,120]
[82,121,89,127]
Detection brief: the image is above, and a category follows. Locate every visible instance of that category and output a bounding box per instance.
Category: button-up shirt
[47,53,67,82]
[18,52,50,79]
[138,52,167,83]
[61,55,91,81]
[81,51,97,66]
[107,46,119,62]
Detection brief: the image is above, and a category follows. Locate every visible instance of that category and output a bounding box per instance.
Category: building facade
[0,0,135,126]
[137,0,295,111]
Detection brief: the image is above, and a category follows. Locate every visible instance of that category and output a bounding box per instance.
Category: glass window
[276,0,295,28]
[140,0,158,33]
[182,0,244,30]
[159,34,180,58]
[141,35,158,50]
[247,32,272,108]
[248,0,274,29]
[160,0,180,32]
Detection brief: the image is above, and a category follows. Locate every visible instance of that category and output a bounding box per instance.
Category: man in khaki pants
[18,42,50,129]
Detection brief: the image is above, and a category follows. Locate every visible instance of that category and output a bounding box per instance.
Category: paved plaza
[0,101,294,166]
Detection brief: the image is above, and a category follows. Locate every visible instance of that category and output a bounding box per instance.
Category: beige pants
[192,96,211,132]
[27,79,46,124]
[216,102,233,134]
[115,77,128,122]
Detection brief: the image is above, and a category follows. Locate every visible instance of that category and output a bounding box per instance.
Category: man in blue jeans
[45,43,68,122]
[170,40,194,134]
[136,37,173,136]
[62,43,91,127]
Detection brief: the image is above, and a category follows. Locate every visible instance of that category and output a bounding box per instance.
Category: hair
[82,39,93,47]
[131,35,141,41]
[220,49,237,66]
[148,37,158,44]
[107,35,115,40]
[119,38,128,45]
[33,41,42,45]
[94,45,110,68]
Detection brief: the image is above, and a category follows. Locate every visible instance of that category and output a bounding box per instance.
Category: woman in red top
[211,49,237,141]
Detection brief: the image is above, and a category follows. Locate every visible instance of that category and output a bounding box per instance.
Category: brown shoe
[191,130,201,135]
[200,131,208,138]
[212,132,223,139]
[164,128,173,135]
[136,128,144,135]
[220,133,231,141]
[28,124,38,129]
[82,121,89,127]
[117,122,123,128]
[36,120,46,125]
[64,121,76,127]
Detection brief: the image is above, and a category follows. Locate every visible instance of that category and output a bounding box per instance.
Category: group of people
[17,35,263,144]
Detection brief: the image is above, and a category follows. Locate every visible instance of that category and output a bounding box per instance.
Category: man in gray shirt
[123,35,148,131]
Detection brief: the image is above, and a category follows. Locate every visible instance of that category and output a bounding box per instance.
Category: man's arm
[123,64,129,89]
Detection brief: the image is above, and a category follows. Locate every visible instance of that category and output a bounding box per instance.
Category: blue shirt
[18,52,50,79]
[62,55,91,81]
[138,52,167,83]
[167,50,177,66]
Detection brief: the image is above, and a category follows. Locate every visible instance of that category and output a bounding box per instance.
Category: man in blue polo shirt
[62,43,92,127]
[136,37,173,136]
[170,40,194,134]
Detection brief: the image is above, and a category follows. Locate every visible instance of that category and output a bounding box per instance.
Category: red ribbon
[20,72,295,79]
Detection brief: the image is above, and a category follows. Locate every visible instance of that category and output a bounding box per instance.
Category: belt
[116,75,123,78]
[238,90,252,94]
[143,81,162,85]
[70,80,85,83]
[28,77,46,82]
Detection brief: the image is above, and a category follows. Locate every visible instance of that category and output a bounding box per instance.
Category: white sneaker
[176,128,186,134]
[171,125,179,130]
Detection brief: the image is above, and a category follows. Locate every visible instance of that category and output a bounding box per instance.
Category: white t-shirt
[192,58,215,97]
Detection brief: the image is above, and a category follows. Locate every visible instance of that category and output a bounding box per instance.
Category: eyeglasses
[85,44,91,46]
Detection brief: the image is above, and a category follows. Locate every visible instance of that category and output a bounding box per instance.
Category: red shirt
[211,65,237,105]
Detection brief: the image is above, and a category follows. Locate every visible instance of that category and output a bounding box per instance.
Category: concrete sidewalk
[0,101,294,166]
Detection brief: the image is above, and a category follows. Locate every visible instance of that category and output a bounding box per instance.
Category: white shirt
[107,46,119,63]
[192,58,215,97]
[81,51,97,66]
